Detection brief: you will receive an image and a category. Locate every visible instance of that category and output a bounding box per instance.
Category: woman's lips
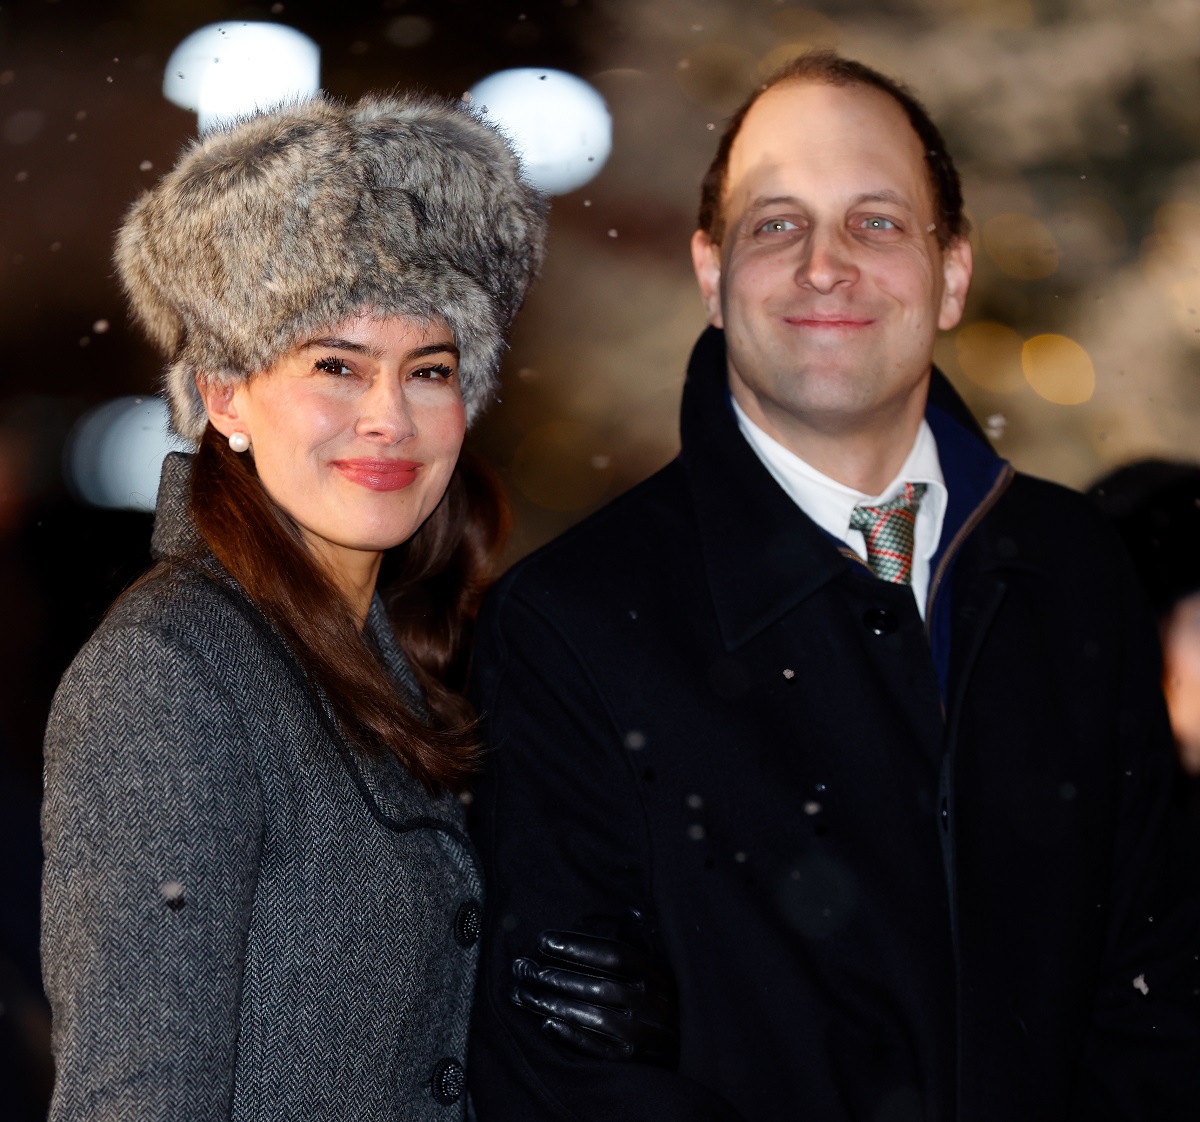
[331,459,421,492]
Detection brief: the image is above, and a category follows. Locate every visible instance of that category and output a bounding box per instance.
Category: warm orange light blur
[1021,334,1095,404]
[955,321,1026,393]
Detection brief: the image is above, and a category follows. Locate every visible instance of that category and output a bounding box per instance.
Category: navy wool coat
[467,328,1200,1121]
[41,453,482,1121]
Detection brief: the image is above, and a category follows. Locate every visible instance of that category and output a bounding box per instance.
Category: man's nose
[355,376,417,443]
[794,226,859,293]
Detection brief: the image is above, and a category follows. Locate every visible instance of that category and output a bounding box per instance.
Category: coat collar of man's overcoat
[677,327,1015,654]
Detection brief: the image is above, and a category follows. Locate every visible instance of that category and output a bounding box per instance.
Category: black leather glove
[511,929,680,1065]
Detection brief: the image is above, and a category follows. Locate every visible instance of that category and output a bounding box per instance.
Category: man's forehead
[724,79,928,199]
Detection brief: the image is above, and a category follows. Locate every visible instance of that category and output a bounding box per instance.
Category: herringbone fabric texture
[41,453,480,1122]
[850,482,927,585]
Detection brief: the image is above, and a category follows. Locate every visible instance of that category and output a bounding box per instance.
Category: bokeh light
[955,321,1026,394]
[467,69,611,195]
[1021,334,1095,405]
[163,22,320,133]
[66,396,189,512]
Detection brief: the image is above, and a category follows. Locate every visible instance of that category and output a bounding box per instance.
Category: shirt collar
[730,396,947,562]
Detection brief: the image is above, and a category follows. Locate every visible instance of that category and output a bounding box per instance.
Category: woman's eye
[758,218,798,234]
[411,363,455,380]
[314,357,353,377]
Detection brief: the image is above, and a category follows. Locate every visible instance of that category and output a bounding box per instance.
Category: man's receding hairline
[717,77,941,228]
[698,51,967,250]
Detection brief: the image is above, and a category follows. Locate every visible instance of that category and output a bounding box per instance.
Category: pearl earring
[228,431,250,453]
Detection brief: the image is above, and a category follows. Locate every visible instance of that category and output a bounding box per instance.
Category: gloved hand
[511,929,679,1065]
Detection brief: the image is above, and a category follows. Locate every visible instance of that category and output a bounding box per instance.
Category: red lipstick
[331,459,421,492]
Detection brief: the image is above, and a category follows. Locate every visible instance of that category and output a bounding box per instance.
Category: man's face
[691,80,972,451]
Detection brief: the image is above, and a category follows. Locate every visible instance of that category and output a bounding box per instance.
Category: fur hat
[115,92,548,440]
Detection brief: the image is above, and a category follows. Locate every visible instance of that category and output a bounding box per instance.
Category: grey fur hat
[115,92,548,440]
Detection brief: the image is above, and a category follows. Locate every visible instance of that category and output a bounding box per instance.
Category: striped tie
[849,482,927,585]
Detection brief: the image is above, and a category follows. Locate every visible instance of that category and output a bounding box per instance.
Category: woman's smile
[331,457,423,492]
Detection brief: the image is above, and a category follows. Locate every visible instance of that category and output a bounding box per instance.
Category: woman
[39,92,542,1121]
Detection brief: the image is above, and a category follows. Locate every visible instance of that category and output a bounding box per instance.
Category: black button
[430,1057,465,1105]
[863,607,897,636]
[454,900,481,948]
[940,798,949,832]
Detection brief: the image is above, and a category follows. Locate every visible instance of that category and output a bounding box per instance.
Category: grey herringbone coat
[41,453,482,1121]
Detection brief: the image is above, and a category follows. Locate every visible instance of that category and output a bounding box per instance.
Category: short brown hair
[697,51,967,249]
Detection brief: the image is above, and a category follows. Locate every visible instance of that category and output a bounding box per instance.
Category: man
[467,53,1199,1120]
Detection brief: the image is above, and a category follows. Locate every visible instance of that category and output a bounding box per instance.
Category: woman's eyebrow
[302,336,383,358]
[299,338,459,361]
[405,341,460,361]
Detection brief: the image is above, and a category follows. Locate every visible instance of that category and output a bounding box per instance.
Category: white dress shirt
[732,398,947,619]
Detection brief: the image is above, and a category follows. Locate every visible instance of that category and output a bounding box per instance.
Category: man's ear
[194,375,242,439]
[937,236,973,332]
[690,229,724,328]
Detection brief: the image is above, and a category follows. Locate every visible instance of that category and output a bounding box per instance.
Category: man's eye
[861,216,897,230]
[411,363,455,380]
[758,218,798,234]
[314,357,353,377]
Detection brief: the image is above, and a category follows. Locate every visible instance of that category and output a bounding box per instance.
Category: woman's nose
[354,378,417,443]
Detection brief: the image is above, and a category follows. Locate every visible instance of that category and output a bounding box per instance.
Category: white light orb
[467,68,612,195]
[67,396,190,512]
[163,22,320,133]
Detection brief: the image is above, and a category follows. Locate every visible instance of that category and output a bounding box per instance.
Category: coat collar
[680,328,851,651]
[150,451,424,710]
[679,327,1012,651]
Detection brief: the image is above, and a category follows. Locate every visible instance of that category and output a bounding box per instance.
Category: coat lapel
[679,327,852,652]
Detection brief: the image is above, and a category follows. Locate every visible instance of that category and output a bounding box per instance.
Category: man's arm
[467,580,743,1122]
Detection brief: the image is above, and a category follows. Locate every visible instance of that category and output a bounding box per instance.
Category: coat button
[430,1057,465,1105]
[454,900,482,947]
[863,607,897,636]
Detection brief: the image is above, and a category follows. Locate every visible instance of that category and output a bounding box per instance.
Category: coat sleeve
[41,620,263,1122]
[466,581,744,1122]
[1071,576,1200,1119]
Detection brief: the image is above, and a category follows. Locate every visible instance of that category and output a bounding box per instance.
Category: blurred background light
[467,68,611,195]
[163,22,320,133]
[955,321,1026,394]
[66,396,189,512]
[1022,334,1095,405]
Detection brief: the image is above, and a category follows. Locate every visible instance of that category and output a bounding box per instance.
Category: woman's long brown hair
[189,424,509,794]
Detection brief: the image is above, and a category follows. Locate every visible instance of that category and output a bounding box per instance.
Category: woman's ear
[195,375,241,439]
